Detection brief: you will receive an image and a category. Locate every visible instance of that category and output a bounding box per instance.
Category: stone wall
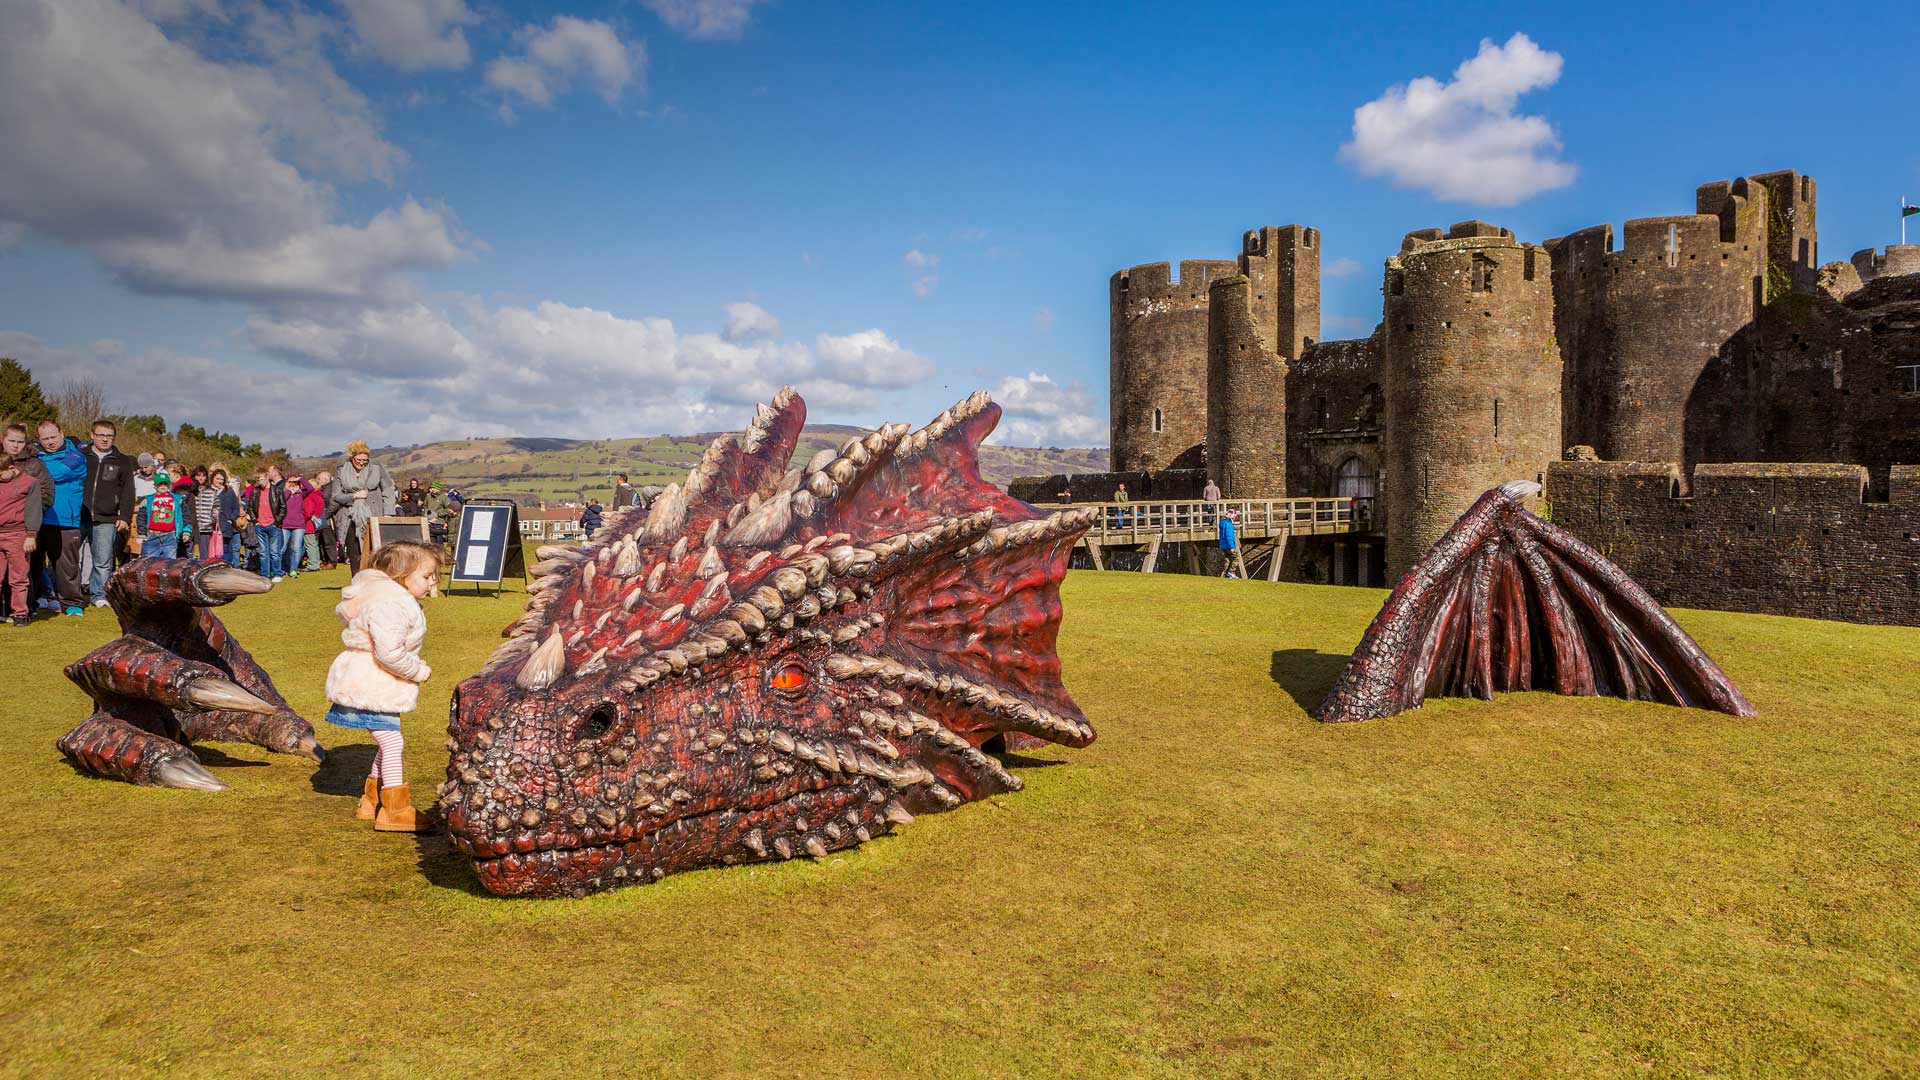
[1547,460,1920,626]
[1110,259,1234,472]
[1007,469,1208,505]
[1382,223,1561,576]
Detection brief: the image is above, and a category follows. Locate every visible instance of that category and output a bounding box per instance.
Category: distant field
[299,427,1107,505]
[4,570,1916,1077]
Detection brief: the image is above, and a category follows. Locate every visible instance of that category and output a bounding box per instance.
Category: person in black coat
[579,500,604,539]
[79,419,136,606]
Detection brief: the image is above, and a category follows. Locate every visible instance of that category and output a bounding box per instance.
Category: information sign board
[449,501,526,594]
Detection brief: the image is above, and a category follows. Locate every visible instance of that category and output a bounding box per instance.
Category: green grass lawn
[2,569,1916,1078]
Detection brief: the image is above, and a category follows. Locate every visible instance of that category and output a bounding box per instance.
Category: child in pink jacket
[324,540,440,832]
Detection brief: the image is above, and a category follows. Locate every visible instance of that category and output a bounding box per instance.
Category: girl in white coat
[324,540,439,832]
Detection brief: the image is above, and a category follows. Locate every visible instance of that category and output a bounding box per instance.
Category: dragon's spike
[517,632,568,691]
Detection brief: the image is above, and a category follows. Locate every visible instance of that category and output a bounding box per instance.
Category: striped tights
[368,730,406,788]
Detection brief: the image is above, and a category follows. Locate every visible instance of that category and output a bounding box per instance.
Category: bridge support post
[1267,538,1285,582]
[1141,538,1161,574]
[1333,542,1348,586]
[1085,539,1106,571]
[1357,542,1373,588]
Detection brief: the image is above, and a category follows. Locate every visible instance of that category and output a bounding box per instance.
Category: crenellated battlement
[1547,459,1919,626]
[1112,260,1239,301]
[1850,245,1920,282]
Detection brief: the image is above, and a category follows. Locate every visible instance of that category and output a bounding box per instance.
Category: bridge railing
[1072,497,1356,540]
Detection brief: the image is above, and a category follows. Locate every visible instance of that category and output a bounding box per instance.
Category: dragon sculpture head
[443,389,1099,897]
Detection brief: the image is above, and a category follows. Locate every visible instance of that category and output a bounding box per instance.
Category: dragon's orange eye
[771,663,808,692]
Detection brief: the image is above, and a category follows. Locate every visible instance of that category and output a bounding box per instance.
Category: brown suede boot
[374,784,435,833]
[355,776,379,820]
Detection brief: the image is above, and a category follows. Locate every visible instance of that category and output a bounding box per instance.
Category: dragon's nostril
[575,704,618,742]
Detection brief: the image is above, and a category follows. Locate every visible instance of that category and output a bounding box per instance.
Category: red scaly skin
[57,559,325,790]
[444,388,1099,897]
[1314,483,1757,723]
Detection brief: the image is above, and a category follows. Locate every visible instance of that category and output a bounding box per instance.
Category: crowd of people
[0,420,467,626]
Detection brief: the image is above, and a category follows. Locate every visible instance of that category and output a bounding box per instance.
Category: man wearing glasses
[79,419,136,607]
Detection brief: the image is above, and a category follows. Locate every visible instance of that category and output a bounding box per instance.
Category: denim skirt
[325,704,402,732]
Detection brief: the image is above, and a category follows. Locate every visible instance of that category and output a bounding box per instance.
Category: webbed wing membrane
[1314,482,1756,723]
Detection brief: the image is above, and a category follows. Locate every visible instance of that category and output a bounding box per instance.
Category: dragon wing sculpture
[58,559,326,790]
[444,388,1099,897]
[1314,481,1755,723]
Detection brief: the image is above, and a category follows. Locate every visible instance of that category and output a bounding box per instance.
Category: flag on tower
[1905,203,1920,217]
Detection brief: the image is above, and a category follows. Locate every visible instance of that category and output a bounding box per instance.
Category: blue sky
[1,0,1915,454]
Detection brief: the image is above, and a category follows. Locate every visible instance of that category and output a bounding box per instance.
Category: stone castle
[1016,168,1919,626]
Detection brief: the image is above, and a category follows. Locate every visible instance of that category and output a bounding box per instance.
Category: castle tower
[1547,176,1779,472]
[1751,170,1817,297]
[1382,222,1561,577]
[1237,225,1321,361]
[1110,259,1236,472]
[1205,275,1287,498]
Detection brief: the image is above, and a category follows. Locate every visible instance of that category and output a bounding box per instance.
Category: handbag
[208,530,224,560]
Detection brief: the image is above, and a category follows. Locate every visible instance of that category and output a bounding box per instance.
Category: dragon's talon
[153,757,230,792]
[60,560,318,790]
[182,677,277,715]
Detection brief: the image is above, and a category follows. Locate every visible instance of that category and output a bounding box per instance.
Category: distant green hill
[299,427,1106,505]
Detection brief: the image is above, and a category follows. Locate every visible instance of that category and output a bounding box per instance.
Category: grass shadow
[998,752,1068,770]
[190,745,271,768]
[1270,649,1350,713]
[414,831,496,898]
[309,742,375,796]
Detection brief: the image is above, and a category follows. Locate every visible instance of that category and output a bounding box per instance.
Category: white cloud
[639,0,768,40]
[1325,257,1363,278]
[911,276,938,298]
[1323,313,1376,335]
[340,0,475,71]
[951,225,987,244]
[487,16,644,108]
[0,0,449,305]
[233,298,936,445]
[722,300,780,341]
[903,248,938,268]
[1033,308,1055,334]
[1339,33,1575,205]
[987,372,1104,448]
[812,329,933,389]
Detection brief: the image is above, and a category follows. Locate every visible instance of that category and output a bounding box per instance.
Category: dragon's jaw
[441,635,1017,898]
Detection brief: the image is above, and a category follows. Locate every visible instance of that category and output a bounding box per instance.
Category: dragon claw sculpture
[1315,481,1756,723]
[58,559,326,790]
[444,388,1099,897]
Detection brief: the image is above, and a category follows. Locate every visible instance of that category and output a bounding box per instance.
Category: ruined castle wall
[1111,260,1235,472]
[1286,334,1383,530]
[1007,469,1207,505]
[1205,275,1288,498]
[1548,461,1920,626]
[1237,225,1321,361]
[1382,227,1560,576]
[1851,245,1920,282]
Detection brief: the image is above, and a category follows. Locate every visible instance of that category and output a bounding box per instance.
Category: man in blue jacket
[33,420,89,615]
[1218,507,1240,579]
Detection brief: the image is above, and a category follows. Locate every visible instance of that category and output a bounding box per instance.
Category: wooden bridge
[1065,497,1373,580]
